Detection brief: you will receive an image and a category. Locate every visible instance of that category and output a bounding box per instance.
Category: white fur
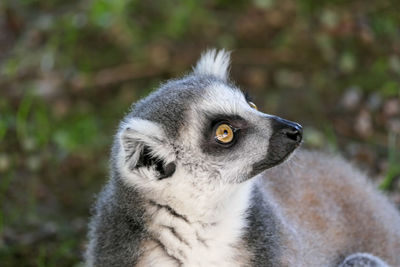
[142,176,255,266]
[193,49,231,81]
[119,117,166,148]
[117,115,255,266]
[197,83,267,122]
[115,83,287,267]
[202,83,248,115]
[118,118,176,184]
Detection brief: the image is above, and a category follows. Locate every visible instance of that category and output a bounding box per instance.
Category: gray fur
[128,75,217,138]
[86,50,400,266]
[244,186,281,267]
[86,175,147,266]
[339,253,390,267]
[86,74,228,266]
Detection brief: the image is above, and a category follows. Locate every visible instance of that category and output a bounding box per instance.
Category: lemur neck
[140,177,256,267]
[146,176,256,225]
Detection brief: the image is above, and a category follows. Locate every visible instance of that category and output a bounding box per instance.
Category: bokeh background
[1,0,400,266]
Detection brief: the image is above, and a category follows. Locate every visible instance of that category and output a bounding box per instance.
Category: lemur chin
[86,49,400,267]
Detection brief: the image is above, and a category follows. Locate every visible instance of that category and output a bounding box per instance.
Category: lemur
[86,50,400,266]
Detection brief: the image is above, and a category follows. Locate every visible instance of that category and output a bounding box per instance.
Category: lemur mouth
[250,146,299,178]
[267,145,300,167]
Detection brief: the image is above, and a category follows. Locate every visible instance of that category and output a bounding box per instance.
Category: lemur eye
[215,124,234,144]
[248,101,258,110]
[244,92,257,110]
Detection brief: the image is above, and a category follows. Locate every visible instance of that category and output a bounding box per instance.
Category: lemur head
[114,49,302,196]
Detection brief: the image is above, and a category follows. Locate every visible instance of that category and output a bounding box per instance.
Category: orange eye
[215,124,234,143]
[248,101,258,110]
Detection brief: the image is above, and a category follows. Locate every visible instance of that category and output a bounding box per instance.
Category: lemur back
[86,50,400,266]
[260,150,400,266]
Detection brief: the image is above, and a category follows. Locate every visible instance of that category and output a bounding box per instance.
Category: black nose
[270,116,302,143]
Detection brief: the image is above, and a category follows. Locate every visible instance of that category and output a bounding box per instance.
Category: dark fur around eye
[201,114,249,155]
[209,114,247,129]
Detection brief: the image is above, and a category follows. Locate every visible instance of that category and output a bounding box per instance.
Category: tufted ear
[119,118,176,180]
[193,49,231,81]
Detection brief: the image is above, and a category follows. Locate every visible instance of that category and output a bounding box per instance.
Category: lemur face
[116,50,302,190]
[184,82,302,184]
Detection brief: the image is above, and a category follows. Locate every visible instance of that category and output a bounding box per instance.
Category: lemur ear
[119,118,176,179]
[193,49,231,81]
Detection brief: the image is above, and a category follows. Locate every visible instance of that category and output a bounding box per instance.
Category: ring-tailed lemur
[86,50,400,266]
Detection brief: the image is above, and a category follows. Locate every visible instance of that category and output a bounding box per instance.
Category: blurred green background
[0,0,400,266]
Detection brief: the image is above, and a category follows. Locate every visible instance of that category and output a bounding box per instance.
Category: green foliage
[380,133,400,190]
[53,114,101,152]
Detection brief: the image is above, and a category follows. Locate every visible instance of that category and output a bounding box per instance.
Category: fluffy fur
[86,49,400,266]
[193,49,231,81]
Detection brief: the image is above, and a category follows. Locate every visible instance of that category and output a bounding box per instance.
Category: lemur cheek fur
[86,49,400,267]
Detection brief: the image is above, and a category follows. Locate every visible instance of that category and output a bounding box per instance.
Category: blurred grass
[380,133,400,190]
[0,0,399,266]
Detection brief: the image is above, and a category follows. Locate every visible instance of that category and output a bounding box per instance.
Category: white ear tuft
[193,49,231,81]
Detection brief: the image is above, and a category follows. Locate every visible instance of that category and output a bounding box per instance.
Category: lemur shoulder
[86,50,400,267]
